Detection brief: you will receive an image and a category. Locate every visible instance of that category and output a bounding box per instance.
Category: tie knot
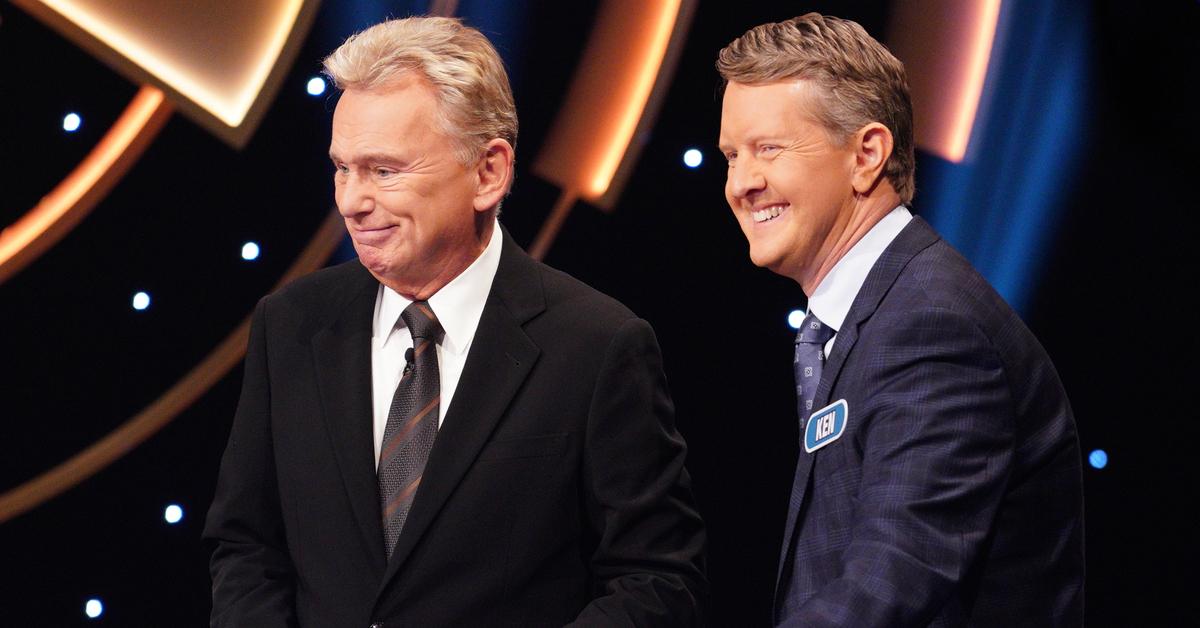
[401,301,443,340]
[795,312,836,346]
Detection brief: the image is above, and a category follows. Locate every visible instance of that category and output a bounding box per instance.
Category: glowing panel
[887,0,1002,162]
[533,0,695,208]
[0,87,172,285]
[12,0,320,148]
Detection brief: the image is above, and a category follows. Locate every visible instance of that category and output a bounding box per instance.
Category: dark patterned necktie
[794,311,836,426]
[378,301,442,556]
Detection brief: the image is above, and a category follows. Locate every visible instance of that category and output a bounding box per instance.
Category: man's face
[330,73,482,295]
[719,80,858,290]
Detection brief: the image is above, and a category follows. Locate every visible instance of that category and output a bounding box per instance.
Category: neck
[383,216,495,301]
[799,190,901,296]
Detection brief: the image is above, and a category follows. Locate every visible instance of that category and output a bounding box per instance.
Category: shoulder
[539,263,637,325]
[498,254,659,371]
[255,259,374,330]
[856,229,1052,382]
[493,233,642,338]
[532,260,652,353]
[877,230,1019,337]
[270,258,370,301]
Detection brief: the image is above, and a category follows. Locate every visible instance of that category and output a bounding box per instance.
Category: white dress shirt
[370,220,503,465]
[806,206,913,356]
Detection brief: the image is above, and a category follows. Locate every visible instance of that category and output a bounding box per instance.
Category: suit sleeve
[202,298,298,627]
[569,317,709,627]
[783,307,1015,627]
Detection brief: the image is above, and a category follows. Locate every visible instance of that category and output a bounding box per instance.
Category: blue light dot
[306,77,327,96]
[164,504,184,524]
[1088,449,1108,469]
[63,113,82,132]
[241,241,261,261]
[682,148,703,168]
[132,291,151,311]
[787,309,807,329]
[85,598,103,619]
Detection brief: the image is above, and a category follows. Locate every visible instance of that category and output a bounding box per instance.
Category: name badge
[804,399,848,453]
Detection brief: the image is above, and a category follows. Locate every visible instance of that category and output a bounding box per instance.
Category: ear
[473,138,515,213]
[851,122,893,196]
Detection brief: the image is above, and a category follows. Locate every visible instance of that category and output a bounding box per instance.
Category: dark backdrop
[1,1,1196,625]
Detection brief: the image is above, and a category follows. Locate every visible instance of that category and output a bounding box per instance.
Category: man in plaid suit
[716,14,1084,626]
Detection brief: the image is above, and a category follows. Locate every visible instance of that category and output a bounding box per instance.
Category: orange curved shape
[947,0,1001,161]
[0,86,172,285]
[887,0,1002,162]
[13,0,320,147]
[585,0,681,198]
[533,0,692,208]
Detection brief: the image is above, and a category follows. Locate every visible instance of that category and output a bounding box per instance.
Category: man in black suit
[203,16,706,627]
[716,14,1083,626]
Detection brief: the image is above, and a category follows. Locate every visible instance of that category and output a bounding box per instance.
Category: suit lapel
[378,229,544,591]
[775,216,941,595]
[814,216,941,409]
[311,265,388,577]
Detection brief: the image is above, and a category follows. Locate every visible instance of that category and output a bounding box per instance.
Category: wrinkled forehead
[719,80,823,144]
[329,82,447,157]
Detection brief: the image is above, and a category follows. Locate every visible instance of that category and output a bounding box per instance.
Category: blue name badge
[804,399,848,453]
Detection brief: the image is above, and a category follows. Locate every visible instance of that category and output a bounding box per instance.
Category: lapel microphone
[403,347,414,377]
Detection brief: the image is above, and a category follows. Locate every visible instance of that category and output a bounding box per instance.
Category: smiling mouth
[349,225,396,246]
[751,204,788,223]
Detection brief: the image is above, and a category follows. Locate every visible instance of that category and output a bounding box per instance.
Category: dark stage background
[1,1,1196,625]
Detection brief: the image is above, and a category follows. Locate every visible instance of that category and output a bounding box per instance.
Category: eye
[759,144,780,155]
[333,163,349,175]
[374,167,396,179]
[724,151,737,165]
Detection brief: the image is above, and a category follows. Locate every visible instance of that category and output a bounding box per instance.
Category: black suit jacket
[775,217,1084,626]
[203,230,707,627]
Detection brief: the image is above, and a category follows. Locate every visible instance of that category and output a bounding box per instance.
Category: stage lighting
[241,241,261,261]
[164,504,183,524]
[132,291,151,311]
[306,77,326,97]
[1088,449,1108,469]
[787,309,806,329]
[85,598,103,619]
[63,112,82,132]
[682,148,702,168]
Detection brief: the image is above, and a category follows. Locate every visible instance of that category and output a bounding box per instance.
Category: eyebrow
[715,137,750,153]
[719,133,790,151]
[328,151,404,165]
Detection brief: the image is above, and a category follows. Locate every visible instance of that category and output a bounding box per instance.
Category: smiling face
[719,80,860,293]
[330,73,488,298]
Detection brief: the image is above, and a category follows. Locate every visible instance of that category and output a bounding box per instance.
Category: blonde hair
[323,16,518,165]
[717,13,915,203]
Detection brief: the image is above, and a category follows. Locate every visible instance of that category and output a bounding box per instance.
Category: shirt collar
[807,205,912,333]
[373,219,503,355]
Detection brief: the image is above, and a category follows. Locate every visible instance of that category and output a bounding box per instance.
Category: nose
[727,158,765,201]
[336,172,374,217]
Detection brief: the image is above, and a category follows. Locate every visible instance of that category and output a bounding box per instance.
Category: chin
[747,242,779,270]
[355,248,390,277]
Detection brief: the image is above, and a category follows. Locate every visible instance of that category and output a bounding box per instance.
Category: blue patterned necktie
[794,312,836,426]
[378,301,442,557]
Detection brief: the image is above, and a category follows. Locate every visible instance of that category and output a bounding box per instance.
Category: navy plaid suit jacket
[774,217,1084,627]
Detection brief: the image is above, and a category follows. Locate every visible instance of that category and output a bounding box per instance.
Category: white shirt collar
[807,206,912,333]
[373,219,503,355]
